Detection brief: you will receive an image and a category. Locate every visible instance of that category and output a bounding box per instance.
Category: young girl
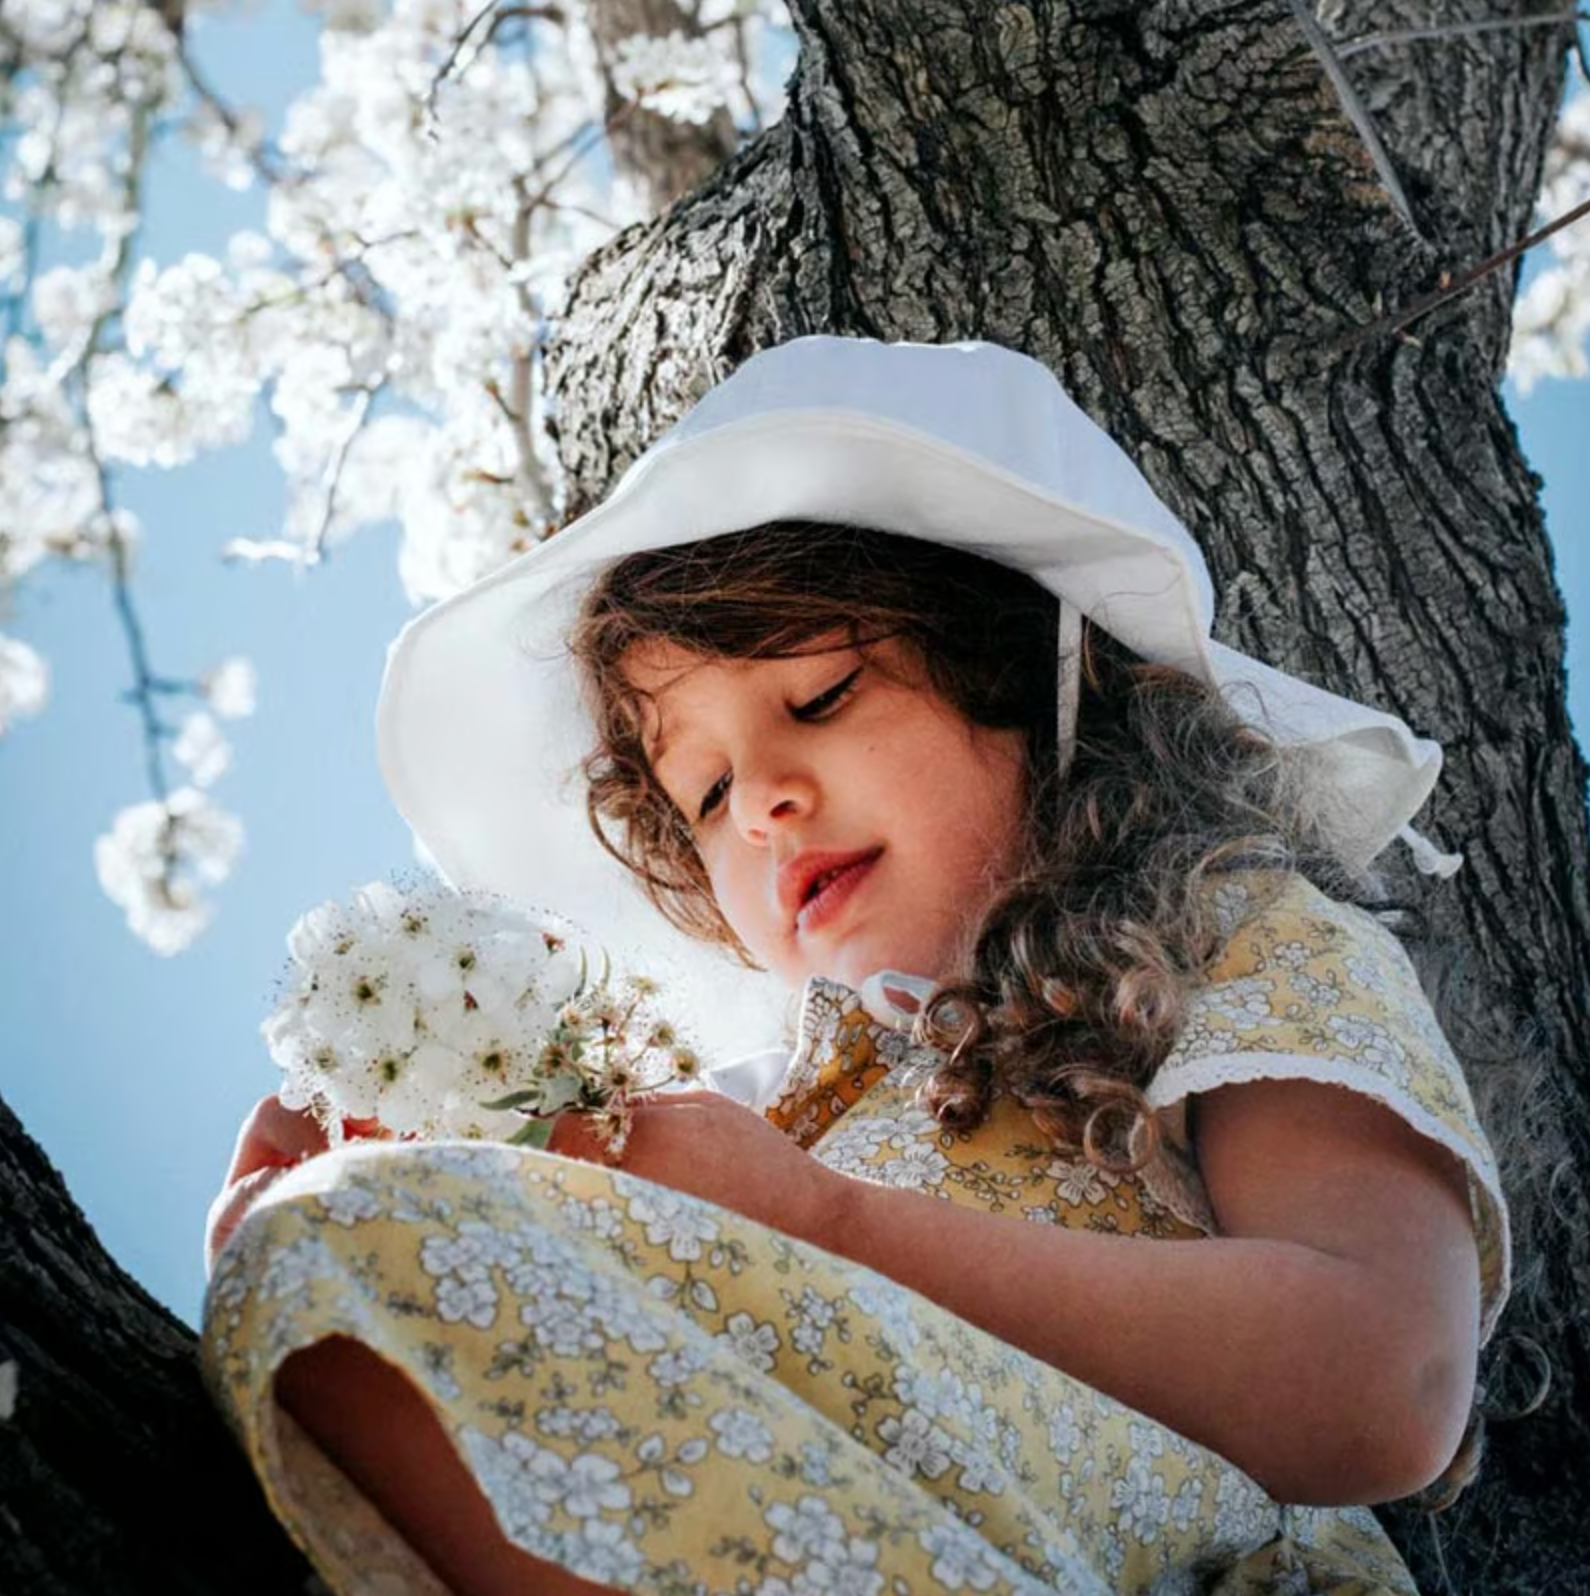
[204,337,1507,1596]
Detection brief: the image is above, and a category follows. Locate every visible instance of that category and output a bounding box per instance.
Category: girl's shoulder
[1198,867,1382,955]
[1159,868,1511,1339]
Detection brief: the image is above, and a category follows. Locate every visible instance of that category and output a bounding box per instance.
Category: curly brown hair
[570,521,1359,1170]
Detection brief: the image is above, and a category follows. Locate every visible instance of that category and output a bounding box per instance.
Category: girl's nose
[730,764,818,845]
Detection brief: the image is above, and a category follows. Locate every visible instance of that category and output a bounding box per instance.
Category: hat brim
[377,410,1226,1059]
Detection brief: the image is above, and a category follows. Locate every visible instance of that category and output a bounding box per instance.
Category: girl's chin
[802,942,952,992]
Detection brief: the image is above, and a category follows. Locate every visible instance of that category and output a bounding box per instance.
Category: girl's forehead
[618,635,877,759]
[618,638,717,693]
[617,642,765,762]
[620,634,861,695]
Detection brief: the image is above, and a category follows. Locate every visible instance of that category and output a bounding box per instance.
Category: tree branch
[1289,0,1421,234]
[1325,189,1590,353]
[1338,11,1589,62]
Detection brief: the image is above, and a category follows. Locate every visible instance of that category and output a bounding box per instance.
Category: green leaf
[507,1119,555,1149]
[537,1072,587,1114]
[478,1088,543,1111]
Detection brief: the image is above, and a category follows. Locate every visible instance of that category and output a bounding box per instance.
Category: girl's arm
[561,1077,1481,1508]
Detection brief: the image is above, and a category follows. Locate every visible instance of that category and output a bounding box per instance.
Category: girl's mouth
[794,849,882,935]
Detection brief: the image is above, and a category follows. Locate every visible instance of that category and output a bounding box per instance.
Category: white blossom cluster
[1,0,194,598]
[93,785,246,955]
[105,0,790,604]
[0,633,48,734]
[90,656,257,952]
[173,654,259,788]
[0,0,789,955]
[609,29,743,127]
[1510,84,1590,392]
[263,877,700,1151]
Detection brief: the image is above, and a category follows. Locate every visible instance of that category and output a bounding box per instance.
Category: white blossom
[31,262,116,356]
[185,97,266,191]
[93,787,245,955]
[0,340,105,573]
[0,215,24,291]
[201,656,259,720]
[263,875,695,1146]
[609,31,739,126]
[172,711,232,787]
[1510,86,1590,393]
[0,634,50,734]
[87,351,256,468]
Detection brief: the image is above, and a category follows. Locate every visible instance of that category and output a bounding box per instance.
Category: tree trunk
[0,1097,310,1594]
[547,2,1590,1589]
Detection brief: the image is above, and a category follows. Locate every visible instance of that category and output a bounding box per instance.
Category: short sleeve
[1147,874,1511,1342]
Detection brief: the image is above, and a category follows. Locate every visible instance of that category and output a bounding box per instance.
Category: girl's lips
[794,849,882,936]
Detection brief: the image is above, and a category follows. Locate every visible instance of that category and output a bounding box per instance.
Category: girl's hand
[205,1096,384,1272]
[549,1092,852,1251]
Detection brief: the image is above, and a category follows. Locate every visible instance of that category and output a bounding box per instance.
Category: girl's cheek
[704,856,753,935]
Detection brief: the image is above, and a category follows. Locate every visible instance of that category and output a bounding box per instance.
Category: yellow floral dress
[202,873,1508,1595]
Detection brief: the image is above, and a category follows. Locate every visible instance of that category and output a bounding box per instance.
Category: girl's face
[625,636,1029,990]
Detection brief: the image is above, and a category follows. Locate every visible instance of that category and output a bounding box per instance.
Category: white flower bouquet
[261,876,699,1158]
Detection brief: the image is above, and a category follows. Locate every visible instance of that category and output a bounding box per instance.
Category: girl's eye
[793,667,862,722]
[694,666,860,823]
[697,772,731,822]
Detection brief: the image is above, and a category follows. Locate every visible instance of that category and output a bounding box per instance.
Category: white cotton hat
[376,336,1450,1064]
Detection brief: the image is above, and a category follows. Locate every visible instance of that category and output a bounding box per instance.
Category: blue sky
[2,8,1586,1331]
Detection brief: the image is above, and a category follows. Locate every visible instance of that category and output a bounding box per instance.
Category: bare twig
[1323,190,1590,356]
[104,473,171,805]
[1289,0,1421,236]
[1,209,40,342]
[1338,12,1587,62]
[236,230,418,321]
[304,380,382,566]
[422,1,565,138]
[522,97,643,216]
[78,113,186,894]
[540,194,623,229]
[505,180,550,520]
[173,31,290,187]
[730,13,762,135]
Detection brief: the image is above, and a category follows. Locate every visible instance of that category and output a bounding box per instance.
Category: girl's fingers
[224,1095,329,1184]
[224,1099,392,1182]
[205,1162,292,1271]
[209,1101,391,1274]
[545,1111,609,1163]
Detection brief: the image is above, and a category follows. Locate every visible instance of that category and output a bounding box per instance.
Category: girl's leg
[277,1337,620,1596]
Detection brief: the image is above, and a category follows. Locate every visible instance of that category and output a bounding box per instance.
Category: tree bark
[548,2,1590,1589]
[0,1097,310,1595]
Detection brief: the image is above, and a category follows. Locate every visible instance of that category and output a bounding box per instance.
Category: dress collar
[702,970,941,1113]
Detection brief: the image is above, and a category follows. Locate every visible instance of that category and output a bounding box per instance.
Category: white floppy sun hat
[376,336,1452,1065]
